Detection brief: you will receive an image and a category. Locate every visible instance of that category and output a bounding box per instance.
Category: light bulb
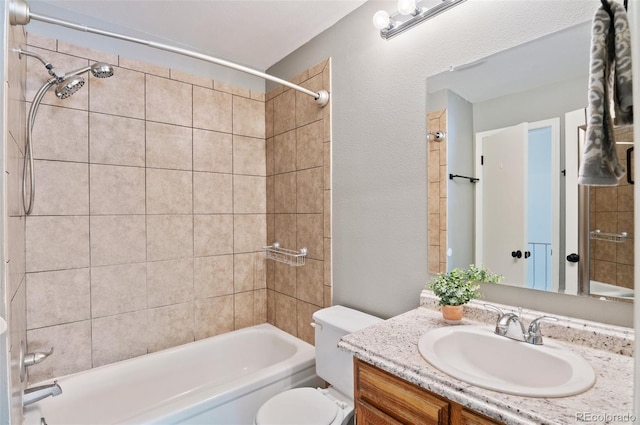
[397,0,417,15]
[372,10,391,30]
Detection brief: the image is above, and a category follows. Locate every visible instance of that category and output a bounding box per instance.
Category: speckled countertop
[338,292,634,425]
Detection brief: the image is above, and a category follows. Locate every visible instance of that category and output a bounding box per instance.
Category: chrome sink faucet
[23,381,62,406]
[484,304,558,345]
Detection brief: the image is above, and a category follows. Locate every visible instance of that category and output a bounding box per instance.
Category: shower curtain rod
[9,0,330,106]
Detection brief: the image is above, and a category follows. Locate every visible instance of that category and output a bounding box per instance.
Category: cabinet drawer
[355,359,449,424]
[356,400,404,425]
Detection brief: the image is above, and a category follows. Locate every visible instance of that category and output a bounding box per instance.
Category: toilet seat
[255,387,349,425]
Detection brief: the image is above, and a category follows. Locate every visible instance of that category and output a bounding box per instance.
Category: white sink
[418,325,596,397]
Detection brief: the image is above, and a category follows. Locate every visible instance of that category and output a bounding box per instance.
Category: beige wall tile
[90,164,145,215]
[274,293,297,336]
[297,167,323,213]
[324,191,331,237]
[194,214,233,256]
[297,121,323,170]
[91,263,147,318]
[234,253,262,293]
[275,261,296,296]
[274,130,296,174]
[296,301,321,345]
[234,214,266,253]
[193,129,233,173]
[146,122,193,170]
[195,296,234,340]
[7,216,26,300]
[250,91,265,102]
[90,215,146,267]
[324,239,331,287]
[31,105,88,162]
[233,135,266,176]
[234,175,266,214]
[255,289,267,323]
[273,89,295,136]
[146,75,192,126]
[146,168,193,214]
[56,41,118,65]
[27,320,92,383]
[92,311,148,367]
[266,176,275,214]
[91,67,145,119]
[147,258,194,308]
[193,86,232,132]
[90,113,145,167]
[233,96,265,139]
[274,172,296,213]
[147,303,194,352]
[26,32,56,50]
[193,172,233,214]
[296,258,323,306]
[32,160,89,216]
[297,214,323,260]
[194,255,234,299]
[170,69,213,88]
[26,268,90,329]
[118,56,169,78]
[214,81,251,98]
[26,216,90,272]
[234,292,255,329]
[265,100,274,139]
[274,214,296,251]
[296,74,323,127]
[147,215,193,261]
[267,289,276,325]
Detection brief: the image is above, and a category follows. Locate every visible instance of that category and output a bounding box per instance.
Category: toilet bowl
[254,305,382,425]
[254,387,352,425]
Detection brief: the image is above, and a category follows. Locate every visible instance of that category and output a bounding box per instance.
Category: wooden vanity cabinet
[354,358,504,425]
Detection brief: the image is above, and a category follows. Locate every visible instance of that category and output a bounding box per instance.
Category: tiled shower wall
[427,109,447,274]
[589,126,635,290]
[265,60,332,345]
[23,34,269,383]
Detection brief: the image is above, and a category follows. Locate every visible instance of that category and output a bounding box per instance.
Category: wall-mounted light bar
[373,0,467,40]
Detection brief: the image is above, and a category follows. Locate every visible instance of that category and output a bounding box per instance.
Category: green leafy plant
[427,264,503,306]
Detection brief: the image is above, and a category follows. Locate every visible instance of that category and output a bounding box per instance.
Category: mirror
[426,21,634,302]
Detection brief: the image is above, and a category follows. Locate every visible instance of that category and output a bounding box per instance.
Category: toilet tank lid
[312,305,382,333]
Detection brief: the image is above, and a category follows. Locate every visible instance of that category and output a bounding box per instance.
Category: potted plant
[427,264,502,323]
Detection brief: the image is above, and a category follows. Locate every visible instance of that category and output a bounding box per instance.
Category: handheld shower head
[55,76,85,99]
[91,62,114,78]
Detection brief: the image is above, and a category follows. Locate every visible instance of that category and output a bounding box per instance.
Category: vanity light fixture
[373,0,467,40]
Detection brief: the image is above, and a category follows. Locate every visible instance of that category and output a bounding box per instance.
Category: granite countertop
[339,294,634,425]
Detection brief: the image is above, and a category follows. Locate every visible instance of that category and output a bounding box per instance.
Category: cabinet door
[356,400,404,425]
[355,359,449,424]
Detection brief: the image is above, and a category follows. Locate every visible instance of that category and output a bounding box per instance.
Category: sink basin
[418,325,596,397]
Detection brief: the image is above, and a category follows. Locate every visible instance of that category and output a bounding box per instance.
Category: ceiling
[28,0,369,71]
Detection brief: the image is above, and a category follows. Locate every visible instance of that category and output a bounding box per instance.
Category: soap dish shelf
[263,242,307,266]
[590,229,628,243]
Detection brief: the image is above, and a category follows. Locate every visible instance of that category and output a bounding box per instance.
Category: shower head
[55,76,85,99]
[91,62,114,78]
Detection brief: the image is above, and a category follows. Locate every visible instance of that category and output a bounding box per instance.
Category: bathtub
[24,323,322,425]
[590,280,635,300]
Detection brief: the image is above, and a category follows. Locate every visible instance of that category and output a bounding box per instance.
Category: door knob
[566,253,580,263]
[511,250,522,259]
[524,251,531,259]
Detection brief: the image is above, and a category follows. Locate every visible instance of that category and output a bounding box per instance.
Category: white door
[476,123,528,287]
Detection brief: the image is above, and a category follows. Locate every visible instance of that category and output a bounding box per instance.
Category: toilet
[254,305,382,425]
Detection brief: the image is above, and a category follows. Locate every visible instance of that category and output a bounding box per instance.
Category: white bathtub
[590,280,635,300]
[24,323,321,425]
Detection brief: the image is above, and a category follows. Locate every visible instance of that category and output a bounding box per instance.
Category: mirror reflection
[426,21,634,302]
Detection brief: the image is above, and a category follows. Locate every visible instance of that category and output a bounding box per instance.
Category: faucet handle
[484,304,503,319]
[23,347,54,367]
[527,316,558,345]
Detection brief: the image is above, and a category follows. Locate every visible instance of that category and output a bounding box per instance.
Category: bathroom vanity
[339,291,634,424]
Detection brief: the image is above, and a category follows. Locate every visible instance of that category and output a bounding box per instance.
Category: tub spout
[23,381,62,406]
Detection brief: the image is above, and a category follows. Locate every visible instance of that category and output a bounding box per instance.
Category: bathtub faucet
[23,381,62,406]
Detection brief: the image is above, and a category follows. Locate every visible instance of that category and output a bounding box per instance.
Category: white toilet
[254,305,382,425]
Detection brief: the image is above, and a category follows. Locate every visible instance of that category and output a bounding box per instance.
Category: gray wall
[266,0,630,322]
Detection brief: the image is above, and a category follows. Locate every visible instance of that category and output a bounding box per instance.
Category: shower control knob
[566,253,580,263]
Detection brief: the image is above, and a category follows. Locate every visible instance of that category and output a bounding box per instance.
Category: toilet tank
[312,306,382,398]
